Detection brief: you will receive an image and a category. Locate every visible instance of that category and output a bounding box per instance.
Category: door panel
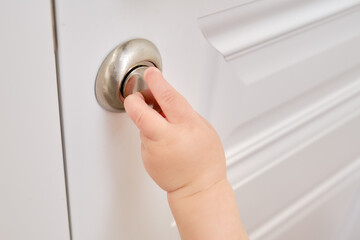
[54,0,360,239]
[0,1,70,239]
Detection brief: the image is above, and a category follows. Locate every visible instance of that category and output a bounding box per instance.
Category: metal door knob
[95,39,162,112]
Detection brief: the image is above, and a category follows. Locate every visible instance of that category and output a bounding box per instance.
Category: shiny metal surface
[120,66,150,101]
[95,39,162,112]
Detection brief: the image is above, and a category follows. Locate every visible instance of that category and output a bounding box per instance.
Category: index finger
[144,67,195,123]
[124,92,169,141]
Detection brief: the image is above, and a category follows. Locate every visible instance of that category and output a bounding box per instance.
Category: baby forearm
[168,179,249,240]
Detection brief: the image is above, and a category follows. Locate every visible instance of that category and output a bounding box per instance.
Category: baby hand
[124,67,227,198]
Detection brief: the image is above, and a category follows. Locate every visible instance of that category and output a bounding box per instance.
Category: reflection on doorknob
[95,38,162,112]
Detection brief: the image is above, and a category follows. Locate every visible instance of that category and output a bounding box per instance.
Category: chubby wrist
[167,178,247,240]
[166,170,228,200]
[167,178,231,204]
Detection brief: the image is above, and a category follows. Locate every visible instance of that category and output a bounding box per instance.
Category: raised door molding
[233,108,360,233]
[250,156,360,240]
[199,0,360,59]
[198,1,360,239]
[199,0,360,84]
[226,72,360,172]
[202,0,360,152]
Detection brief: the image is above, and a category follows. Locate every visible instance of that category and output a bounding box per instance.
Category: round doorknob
[95,38,162,112]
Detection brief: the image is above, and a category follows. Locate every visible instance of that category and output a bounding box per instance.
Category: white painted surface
[199,0,360,59]
[251,156,360,240]
[235,112,360,235]
[54,0,360,239]
[0,1,70,240]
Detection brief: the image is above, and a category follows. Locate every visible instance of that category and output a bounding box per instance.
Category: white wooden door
[54,0,360,239]
[0,1,70,239]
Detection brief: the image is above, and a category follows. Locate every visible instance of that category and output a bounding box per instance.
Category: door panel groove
[51,0,73,239]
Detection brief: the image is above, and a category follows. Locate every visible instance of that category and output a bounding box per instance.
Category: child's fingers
[124,92,168,140]
[144,67,195,124]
